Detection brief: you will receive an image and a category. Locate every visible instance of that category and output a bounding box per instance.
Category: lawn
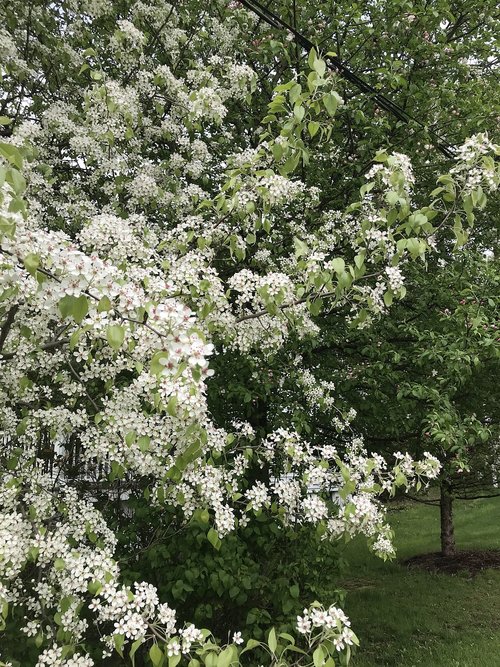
[339,497,500,667]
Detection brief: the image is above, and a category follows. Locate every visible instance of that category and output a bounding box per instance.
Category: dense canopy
[0,1,498,666]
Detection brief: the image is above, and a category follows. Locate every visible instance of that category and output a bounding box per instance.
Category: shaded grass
[339,497,500,667]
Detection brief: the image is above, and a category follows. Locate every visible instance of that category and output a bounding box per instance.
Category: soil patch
[404,549,500,574]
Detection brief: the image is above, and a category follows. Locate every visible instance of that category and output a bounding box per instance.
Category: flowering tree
[0,1,498,665]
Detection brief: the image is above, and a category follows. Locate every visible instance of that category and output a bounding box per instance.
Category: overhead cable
[238,0,456,158]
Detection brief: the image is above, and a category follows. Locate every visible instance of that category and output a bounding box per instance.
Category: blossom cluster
[297,603,357,654]
[450,133,499,194]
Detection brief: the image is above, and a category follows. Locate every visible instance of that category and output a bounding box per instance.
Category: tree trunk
[440,483,456,557]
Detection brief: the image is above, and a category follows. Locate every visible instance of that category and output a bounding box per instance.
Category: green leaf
[313,645,326,667]
[293,105,305,122]
[314,58,326,77]
[207,527,221,550]
[169,654,180,667]
[308,121,320,138]
[97,296,112,312]
[217,646,236,667]
[386,191,400,206]
[181,439,202,465]
[73,295,89,324]
[23,253,40,276]
[107,324,125,350]
[87,580,102,595]
[240,638,260,655]
[130,638,143,666]
[374,150,388,162]
[8,169,26,195]
[0,214,16,239]
[58,295,74,319]
[54,558,66,571]
[339,479,356,500]
[205,653,218,667]
[58,295,88,324]
[125,431,136,446]
[149,643,163,666]
[27,546,39,561]
[323,92,338,117]
[289,83,302,104]
[308,48,318,70]
[138,435,151,452]
[166,395,178,417]
[354,252,365,270]
[268,627,277,653]
[309,298,323,316]
[280,151,300,175]
[0,116,12,125]
[307,70,319,91]
[406,237,422,259]
[0,142,23,169]
[150,350,169,376]
[360,181,375,196]
[113,634,125,658]
[331,257,345,274]
[109,461,125,481]
[16,417,28,436]
[271,142,284,162]
[294,237,309,258]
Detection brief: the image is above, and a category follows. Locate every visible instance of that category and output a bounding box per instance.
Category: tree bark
[440,483,456,557]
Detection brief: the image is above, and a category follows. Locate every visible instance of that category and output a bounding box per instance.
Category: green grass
[337,497,500,667]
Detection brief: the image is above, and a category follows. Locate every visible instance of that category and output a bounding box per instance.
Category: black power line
[238,0,456,158]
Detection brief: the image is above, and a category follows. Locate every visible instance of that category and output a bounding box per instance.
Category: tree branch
[0,304,19,352]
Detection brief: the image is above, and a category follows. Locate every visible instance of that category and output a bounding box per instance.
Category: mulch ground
[404,549,500,574]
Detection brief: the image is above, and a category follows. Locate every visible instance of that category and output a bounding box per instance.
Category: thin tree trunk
[440,483,456,557]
